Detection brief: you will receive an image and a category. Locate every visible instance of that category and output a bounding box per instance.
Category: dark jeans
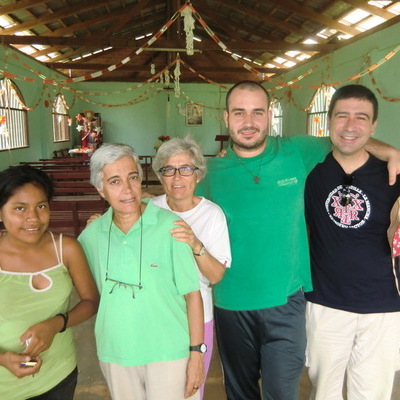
[215,290,306,400]
[27,367,78,400]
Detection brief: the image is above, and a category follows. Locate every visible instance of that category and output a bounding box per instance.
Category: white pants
[306,302,400,400]
[100,358,200,400]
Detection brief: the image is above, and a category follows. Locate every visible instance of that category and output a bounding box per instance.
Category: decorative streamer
[174,57,181,98]
[181,6,195,55]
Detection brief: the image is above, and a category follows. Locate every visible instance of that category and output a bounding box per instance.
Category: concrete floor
[72,182,400,399]
[72,314,400,400]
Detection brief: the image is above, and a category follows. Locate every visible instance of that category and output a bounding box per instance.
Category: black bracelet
[57,313,69,333]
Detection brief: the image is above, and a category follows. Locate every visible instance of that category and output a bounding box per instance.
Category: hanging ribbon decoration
[174,55,181,97]
[1,2,400,104]
[181,6,195,55]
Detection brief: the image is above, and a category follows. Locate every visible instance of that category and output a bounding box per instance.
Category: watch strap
[189,343,207,353]
[193,244,206,256]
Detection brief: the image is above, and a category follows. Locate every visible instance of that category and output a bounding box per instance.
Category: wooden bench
[47,171,91,181]
[53,148,70,158]
[48,199,108,237]
[53,181,98,195]
[21,160,89,169]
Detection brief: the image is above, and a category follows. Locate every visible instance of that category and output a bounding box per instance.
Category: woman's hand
[86,213,102,226]
[170,220,202,253]
[20,317,61,358]
[184,291,204,398]
[172,220,227,284]
[0,351,42,378]
[184,351,204,399]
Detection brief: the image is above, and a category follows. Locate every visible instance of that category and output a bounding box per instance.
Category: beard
[229,126,268,152]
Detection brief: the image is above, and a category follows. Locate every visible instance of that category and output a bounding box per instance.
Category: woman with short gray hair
[152,136,231,399]
[79,142,204,400]
[90,143,143,189]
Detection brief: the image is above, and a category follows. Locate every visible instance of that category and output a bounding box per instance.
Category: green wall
[1,20,400,171]
[72,82,227,156]
[0,46,76,170]
[265,21,400,146]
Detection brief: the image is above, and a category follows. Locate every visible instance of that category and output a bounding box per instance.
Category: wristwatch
[190,343,207,354]
[193,244,206,257]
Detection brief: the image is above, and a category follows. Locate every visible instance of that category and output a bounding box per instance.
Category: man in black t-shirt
[305,84,400,400]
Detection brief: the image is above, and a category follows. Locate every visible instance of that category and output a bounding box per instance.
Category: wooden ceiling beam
[45,61,280,74]
[1,0,114,35]
[195,3,244,42]
[100,0,154,38]
[1,35,338,52]
[272,0,359,36]
[0,0,46,15]
[216,0,309,37]
[344,0,394,20]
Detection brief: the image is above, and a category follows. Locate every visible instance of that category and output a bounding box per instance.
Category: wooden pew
[23,157,89,165]
[48,199,108,237]
[53,181,98,195]
[47,171,91,181]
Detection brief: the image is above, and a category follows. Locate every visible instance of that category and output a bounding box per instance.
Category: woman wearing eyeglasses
[152,137,231,399]
[78,143,204,400]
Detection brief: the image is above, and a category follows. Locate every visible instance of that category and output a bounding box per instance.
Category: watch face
[200,343,207,353]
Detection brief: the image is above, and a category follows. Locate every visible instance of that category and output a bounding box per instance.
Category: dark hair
[0,165,54,209]
[226,80,270,110]
[328,84,378,122]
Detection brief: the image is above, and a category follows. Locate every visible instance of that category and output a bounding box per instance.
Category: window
[269,98,283,136]
[307,86,336,137]
[0,78,28,150]
[53,94,70,142]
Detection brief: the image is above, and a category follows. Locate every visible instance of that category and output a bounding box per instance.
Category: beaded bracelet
[57,312,69,333]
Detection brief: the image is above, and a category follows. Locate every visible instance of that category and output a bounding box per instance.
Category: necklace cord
[233,148,266,184]
[106,207,143,291]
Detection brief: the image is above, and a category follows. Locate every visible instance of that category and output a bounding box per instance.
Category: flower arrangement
[154,135,171,150]
[75,110,103,149]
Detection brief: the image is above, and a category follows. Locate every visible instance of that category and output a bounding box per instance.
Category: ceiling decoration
[1,0,400,83]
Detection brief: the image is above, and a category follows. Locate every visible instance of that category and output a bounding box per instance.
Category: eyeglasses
[340,174,354,207]
[106,278,143,298]
[159,166,199,177]
[105,212,143,299]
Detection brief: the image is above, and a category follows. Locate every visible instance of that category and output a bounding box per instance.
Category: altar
[68,148,94,157]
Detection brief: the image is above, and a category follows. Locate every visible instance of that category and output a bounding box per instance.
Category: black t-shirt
[305,152,400,313]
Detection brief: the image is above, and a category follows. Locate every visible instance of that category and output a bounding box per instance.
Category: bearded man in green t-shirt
[196,80,400,400]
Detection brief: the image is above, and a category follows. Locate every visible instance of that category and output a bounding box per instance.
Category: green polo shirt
[78,199,199,366]
[197,135,331,311]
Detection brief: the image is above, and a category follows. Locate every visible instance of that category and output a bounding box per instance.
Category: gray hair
[152,136,206,181]
[90,143,143,189]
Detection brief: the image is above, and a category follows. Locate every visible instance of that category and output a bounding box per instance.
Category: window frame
[0,78,29,151]
[268,97,283,137]
[306,86,336,137]
[52,93,70,143]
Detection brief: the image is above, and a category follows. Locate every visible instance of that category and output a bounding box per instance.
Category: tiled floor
[73,314,400,400]
[72,183,400,399]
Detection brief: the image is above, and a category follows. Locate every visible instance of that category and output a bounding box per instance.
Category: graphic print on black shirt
[325,184,370,229]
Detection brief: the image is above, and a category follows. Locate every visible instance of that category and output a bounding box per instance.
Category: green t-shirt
[197,135,331,310]
[78,199,199,366]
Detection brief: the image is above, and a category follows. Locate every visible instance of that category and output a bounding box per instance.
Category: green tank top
[0,232,76,400]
